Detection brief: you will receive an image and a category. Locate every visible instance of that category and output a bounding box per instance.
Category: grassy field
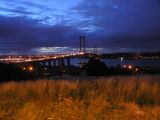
[0,76,160,120]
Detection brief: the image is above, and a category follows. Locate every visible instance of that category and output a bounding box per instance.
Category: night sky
[0,0,160,54]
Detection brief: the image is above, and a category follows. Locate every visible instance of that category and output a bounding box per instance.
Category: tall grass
[0,75,160,120]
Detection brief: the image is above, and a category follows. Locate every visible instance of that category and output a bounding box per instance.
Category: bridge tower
[79,36,87,68]
[94,46,98,54]
[80,36,86,53]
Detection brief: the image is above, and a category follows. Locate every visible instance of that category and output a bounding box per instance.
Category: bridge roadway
[0,52,97,68]
[0,52,99,78]
[0,52,87,63]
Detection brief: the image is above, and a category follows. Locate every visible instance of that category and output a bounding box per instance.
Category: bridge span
[0,36,99,74]
[0,52,84,63]
[0,52,97,67]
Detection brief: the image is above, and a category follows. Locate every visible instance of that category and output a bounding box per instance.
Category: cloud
[0,0,160,54]
[0,6,36,15]
[72,0,160,34]
[0,15,84,54]
[18,1,53,11]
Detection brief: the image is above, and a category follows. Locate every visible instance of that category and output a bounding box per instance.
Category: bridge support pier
[61,59,65,67]
[67,58,71,66]
[39,57,71,68]
[53,60,56,67]
[48,61,51,67]
[42,61,46,66]
[58,59,61,67]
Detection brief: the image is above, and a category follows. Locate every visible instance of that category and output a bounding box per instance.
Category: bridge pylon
[79,36,87,68]
[80,36,86,53]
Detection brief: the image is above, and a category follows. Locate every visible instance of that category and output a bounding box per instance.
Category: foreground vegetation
[0,76,160,120]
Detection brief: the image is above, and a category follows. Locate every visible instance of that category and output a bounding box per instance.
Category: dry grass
[0,75,160,120]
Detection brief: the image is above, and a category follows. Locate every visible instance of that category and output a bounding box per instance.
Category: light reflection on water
[71,58,160,67]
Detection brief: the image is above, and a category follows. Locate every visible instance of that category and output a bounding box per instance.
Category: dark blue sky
[0,0,160,54]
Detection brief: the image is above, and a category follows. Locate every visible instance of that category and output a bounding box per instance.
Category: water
[71,58,160,68]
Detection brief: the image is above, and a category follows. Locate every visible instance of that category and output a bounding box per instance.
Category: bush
[86,58,107,76]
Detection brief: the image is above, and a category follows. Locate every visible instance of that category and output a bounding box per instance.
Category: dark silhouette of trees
[86,58,107,76]
[0,63,34,82]
[86,59,133,76]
